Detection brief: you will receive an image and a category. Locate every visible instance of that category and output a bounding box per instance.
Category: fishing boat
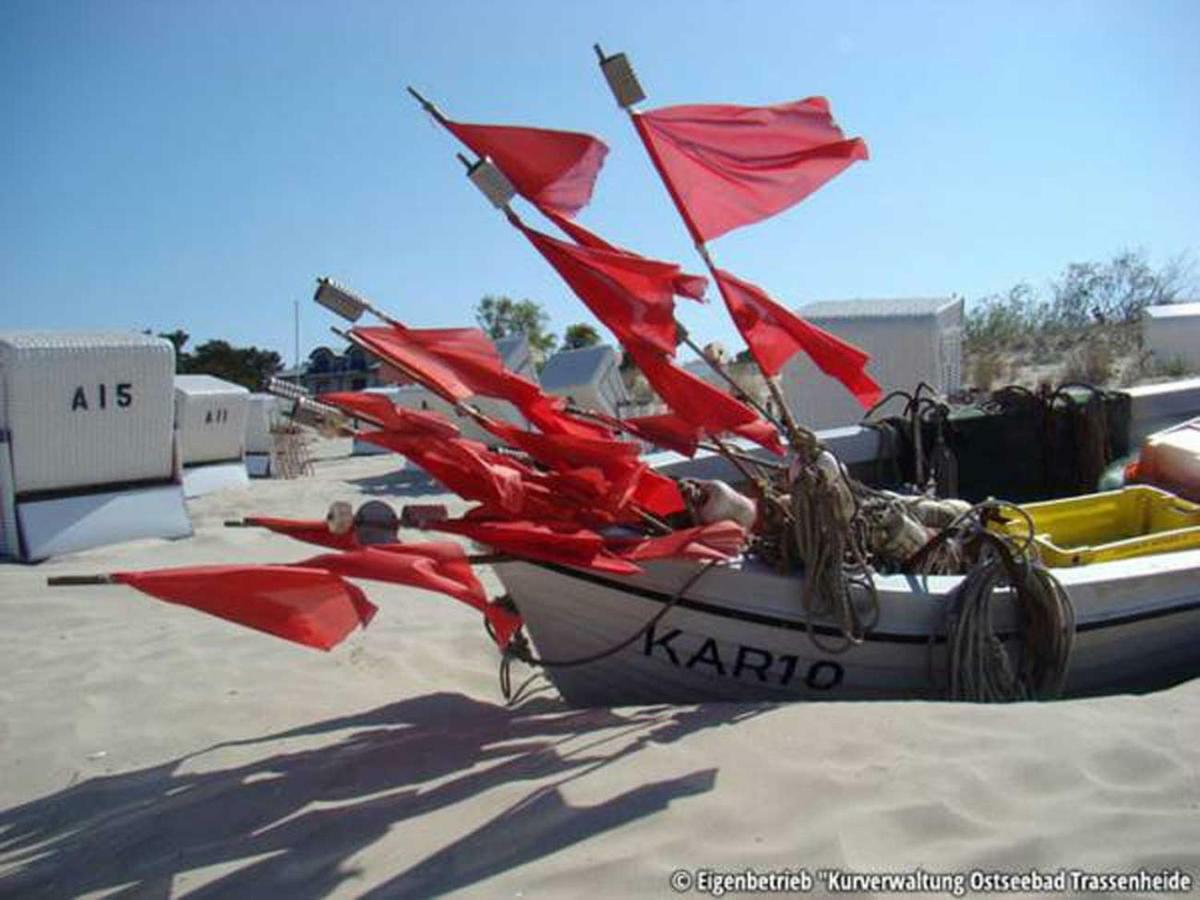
[494,526,1200,706]
[51,49,1200,707]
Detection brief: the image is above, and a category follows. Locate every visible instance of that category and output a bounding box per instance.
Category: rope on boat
[789,448,880,654]
[940,503,1076,702]
[496,560,720,705]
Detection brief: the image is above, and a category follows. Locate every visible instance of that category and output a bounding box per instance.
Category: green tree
[475,295,557,363]
[1049,250,1191,327]
[158,329,191,355]
[966,249,1195,349]
[180,339,283,390]
[561,322,601,350]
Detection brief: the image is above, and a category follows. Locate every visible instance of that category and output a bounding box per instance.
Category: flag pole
[594,44,816,457]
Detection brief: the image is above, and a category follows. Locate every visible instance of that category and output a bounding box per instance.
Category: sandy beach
[2,445,1198,898]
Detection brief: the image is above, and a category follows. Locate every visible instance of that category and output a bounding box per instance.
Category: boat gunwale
[494,550,1200,647]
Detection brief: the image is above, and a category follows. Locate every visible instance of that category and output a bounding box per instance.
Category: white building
[1143,302,1200,371]
[539,345,629,418]
[244,393,284,477]
[781,297,963,431]
[174,374,250,496]
[0,331,192,561]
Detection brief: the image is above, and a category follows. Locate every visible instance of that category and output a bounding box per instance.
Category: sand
[2,444,1199,898]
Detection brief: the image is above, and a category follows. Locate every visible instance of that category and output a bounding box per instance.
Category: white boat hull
[494,549,1200,706]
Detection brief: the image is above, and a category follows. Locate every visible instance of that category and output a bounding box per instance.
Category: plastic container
[1128,417,1200,503]
[1000,485,1200,567]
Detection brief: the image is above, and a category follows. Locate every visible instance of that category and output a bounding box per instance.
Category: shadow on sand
[347,468,448,498]
[0,692,767,897]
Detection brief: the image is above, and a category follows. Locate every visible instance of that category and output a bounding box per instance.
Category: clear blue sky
[3,0,1197,366]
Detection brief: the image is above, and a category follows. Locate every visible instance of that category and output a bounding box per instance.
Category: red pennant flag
[351,325,551,426]
[245,516,360,551]
[349,326,475,403]
[521,394,618,440]
[113,566,377,651]
[634,98,868,243]
[629,468,687,518]
[486,421,642,475]
[626,344,785,456]
[434,519,642,575]
[609,520,747,562]
[543,210,708,302]
[714,269,883,408]
[299,546,487,609]
[483,599,524,648]
[513,218,683,356]
[301,544,523,649]
[622,412,703,457]
[365,431,527,514]
[443,120,608,217]
[318,391,461,440]
[434,115,706,302]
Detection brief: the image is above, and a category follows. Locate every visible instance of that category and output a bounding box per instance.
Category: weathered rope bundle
[941,503,1075,701]
[787,441,880,653]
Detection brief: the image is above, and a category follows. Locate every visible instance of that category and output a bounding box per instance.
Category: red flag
[629,468,687,518]
[622,412,703,457]
[349,326,474,403]
[626,344,785,455]
[714,269,882,408]
[543,210,708,302]
[365,431,527,514]
[487,420,642,475]
[302,545,524,649]
[513,218,683,356]
[634,98,868,243]
[609,520,747,562]
[435,115,707,302]
[434,518,642,575]
[443,120,607,217]
[351,325,550,423]
[113,566,376,651]
[319,391,462,439]
[245,516,359,551]
[483,599,524,648]
[522,394,618,440]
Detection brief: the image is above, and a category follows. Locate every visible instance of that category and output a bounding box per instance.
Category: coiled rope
[789,449,880,654]
[940,502,1076,701]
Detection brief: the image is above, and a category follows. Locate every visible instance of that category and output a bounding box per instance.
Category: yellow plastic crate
[999,486,1200,567]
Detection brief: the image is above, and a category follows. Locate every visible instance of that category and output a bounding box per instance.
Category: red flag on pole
[245,516,360,551]
[302,544,523,649]
[626,344,785,455]
[433,113,707,302]
[433,518,642,575]
[443,120,608,217]
[521,394,618,440]
[348,326,475,403]
[319,391,462,439]
[542,210,708,301]
[513,217,684,356]
[300,546,487,609]
[350,325,555,428]
[633,98,868,243]
[622,412,703,457]
[609,520,747,562]
[364,431,527,514]
[113,566,377,651]
[714,269,883,408]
